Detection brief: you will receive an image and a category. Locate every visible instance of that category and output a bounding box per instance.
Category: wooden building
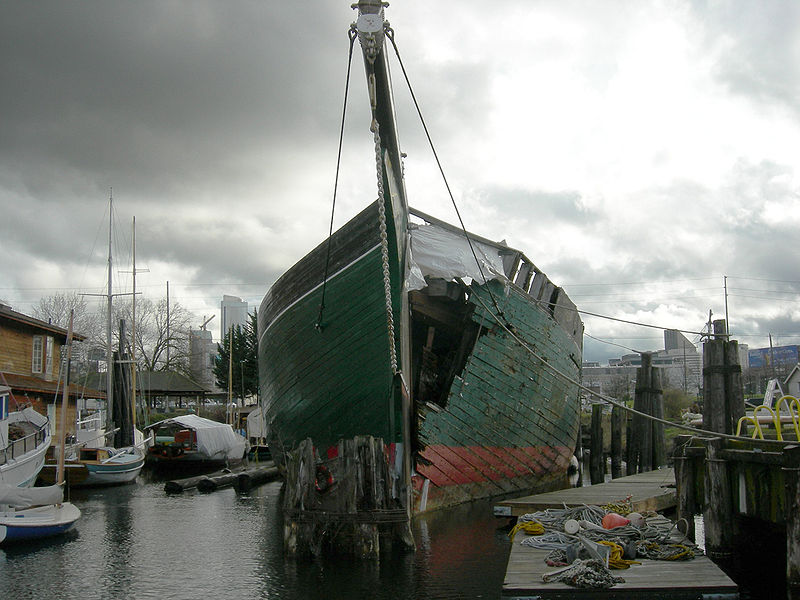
[0,303,103,429]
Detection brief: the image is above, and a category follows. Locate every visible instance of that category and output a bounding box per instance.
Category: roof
[785,364,800,385]
[0,303,87,341]
[0,371,105,400]
[84,370,210,395]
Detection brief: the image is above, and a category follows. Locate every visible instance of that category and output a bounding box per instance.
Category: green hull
[259,202,404,458]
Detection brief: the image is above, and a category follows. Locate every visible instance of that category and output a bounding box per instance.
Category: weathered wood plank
[496,468,676,516]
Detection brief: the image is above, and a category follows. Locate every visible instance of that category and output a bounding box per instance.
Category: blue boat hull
[0,502,81,544]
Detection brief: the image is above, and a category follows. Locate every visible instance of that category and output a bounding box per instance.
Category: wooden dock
[494,468,677,517]
[497,468,737,598]
[503,530,738,599]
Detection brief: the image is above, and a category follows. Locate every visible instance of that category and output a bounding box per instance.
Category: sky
[1,1,798,364]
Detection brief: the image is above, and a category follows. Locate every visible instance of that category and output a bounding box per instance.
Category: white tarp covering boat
[146,415,246,461]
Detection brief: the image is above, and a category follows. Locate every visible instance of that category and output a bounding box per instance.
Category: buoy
[601,512,630,529]
[564,519,580,534]
[627,512,645,527]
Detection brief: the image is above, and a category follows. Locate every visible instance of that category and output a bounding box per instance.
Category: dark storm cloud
[0,1,347,200]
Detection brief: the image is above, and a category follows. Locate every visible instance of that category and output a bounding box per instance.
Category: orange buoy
[601,512,630,529]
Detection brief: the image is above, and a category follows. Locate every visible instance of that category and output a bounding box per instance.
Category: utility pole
[723,275,729,336]
[166,280,170,367]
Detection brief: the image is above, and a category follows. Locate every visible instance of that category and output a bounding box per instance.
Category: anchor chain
[371,119,398,374]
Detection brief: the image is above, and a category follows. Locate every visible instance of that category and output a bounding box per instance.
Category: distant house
[784,364,800,398]
[0,303,103,420]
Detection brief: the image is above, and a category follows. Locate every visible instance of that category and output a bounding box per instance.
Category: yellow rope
[601,494,633,516]
[597,540,641,569]
[637,541,695,561]
[508,519,544,538]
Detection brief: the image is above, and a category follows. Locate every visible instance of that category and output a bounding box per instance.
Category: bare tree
[32,292,104,373]
[115,296,195,375]
[32,292,197,379]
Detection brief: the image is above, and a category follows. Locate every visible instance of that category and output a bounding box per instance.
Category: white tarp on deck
[0,483,63,508]
[406,222,506,291]
[147,414,246,461]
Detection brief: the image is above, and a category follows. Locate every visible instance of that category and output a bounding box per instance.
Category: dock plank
[495,468,677,516]
[503,531,738,599]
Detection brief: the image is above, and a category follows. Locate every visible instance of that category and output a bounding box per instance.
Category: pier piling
[589,403,604,484]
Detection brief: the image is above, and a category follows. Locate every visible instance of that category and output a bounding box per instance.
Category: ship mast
[106,192,114,433]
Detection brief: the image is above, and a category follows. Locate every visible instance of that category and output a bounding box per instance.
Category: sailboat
[259,0,583,542]
[39,198,145,487]
[0,385,51,488]
[0,314,80,544]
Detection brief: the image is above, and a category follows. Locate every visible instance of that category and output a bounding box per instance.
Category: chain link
[371,120,398,374]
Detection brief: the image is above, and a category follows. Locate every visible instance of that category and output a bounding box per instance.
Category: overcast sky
[1,1,798,363]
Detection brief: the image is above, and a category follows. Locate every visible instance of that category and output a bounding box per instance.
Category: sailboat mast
[131,216,137,431]
[228,327,233,425]
[106,192,114,432]
[57,311,75,487]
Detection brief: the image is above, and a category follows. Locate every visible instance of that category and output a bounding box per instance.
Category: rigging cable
[531,298,715,339]
[316,27,358,331]
[469,290,789,445]
[384,27,510,328]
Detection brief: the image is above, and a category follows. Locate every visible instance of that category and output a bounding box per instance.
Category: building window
[45,336,54,375]
[32,335,43,373]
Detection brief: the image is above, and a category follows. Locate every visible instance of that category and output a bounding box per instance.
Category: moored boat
[258,1,583,552]
[0,483,80,544]
[0,385,51,488]
[144,414,246,471]
[39,444,145,487]
[2,314,82,544]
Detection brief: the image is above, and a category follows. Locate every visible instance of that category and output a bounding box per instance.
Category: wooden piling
[701,437,734,563]
[702,319,744,435]
[651,369,665,469]
[628,352,665,474]
[633,353,653,472]
[672,434,696,541]
[784,445,800,600]
[589,403,604,484]
[611,405,624,479]
[282,436,413,558]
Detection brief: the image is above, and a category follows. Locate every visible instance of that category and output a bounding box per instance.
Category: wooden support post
[784,445,800,600]
[610,405,624,479]
[672,434,696,541]
[702,437,734,563]
[575,423,584,488]
[651,366,666,468]
[632,352,654,473]
[703,319,744,435]
[625,410,635,476]
[590,403,604,485]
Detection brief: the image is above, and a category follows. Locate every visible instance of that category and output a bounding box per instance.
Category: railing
[735,394,800,441]
[0,420,49,466]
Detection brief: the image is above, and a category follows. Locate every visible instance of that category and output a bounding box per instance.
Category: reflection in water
[0,471,511,599]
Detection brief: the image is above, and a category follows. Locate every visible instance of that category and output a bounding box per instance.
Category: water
[0,471,512,599]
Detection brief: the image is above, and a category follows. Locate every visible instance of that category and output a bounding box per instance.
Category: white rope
[371,120,398,374]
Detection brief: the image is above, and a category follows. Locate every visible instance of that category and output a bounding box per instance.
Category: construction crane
[200,315,215,331]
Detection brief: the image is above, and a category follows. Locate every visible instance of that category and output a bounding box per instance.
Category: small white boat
[40,445,145,487]
[0,386,52,488]
[39,407,146,487]
[0,483,80,544]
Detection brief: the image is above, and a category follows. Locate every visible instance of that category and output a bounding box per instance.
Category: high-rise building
[220,295,248,340]
[189,328,218,391]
